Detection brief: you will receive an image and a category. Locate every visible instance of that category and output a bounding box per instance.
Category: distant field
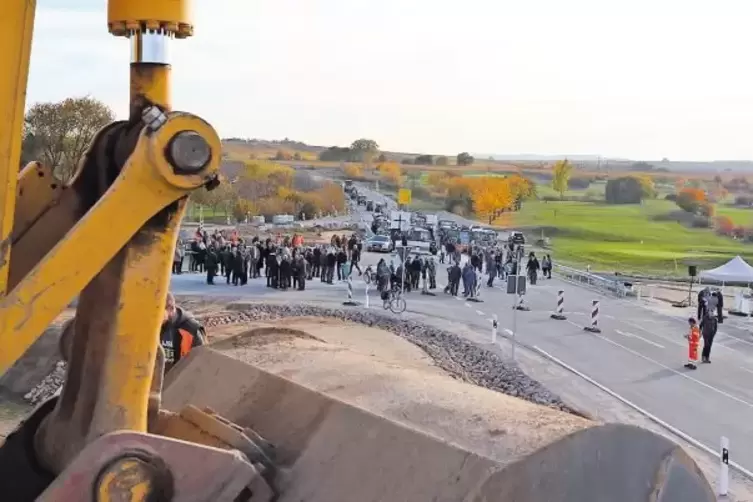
[217,141,753,275]
[717,205,753,226]
[511,200,753,275]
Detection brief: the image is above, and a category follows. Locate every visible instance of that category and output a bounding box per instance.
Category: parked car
[366,235,392,252]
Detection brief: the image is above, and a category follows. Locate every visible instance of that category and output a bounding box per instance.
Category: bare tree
[24,96,115,183]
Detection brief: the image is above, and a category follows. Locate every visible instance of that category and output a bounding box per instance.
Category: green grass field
[512,199,753,275]
[717,205,753,226]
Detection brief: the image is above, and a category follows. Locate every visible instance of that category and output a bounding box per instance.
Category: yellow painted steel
[96,458,153,501]
[108,0,193,38]
[0,0,36,295]
[0,114,221,375]
[89,201,187,435]
[131,64,172,114]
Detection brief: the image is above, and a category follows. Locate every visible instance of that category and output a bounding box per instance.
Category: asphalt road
[172,200,753,476]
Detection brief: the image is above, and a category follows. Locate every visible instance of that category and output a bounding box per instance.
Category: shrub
[605,177,643,204]
[715,215,735,235]
[734,195,753,206]
[691,217,711,228]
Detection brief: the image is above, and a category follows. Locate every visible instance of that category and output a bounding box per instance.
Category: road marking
[530,345,753,481]
[454,296,462,301]
[464,303,471,308]
[615,329,665,349]
[621,320,685,348]
[575,320,753,409]
[476,310,485,316]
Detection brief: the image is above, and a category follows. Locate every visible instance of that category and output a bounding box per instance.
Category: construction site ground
[3,300,753,500]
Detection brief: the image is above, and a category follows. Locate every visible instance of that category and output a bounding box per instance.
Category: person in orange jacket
[685,317,700,370]
[160,292,207,373]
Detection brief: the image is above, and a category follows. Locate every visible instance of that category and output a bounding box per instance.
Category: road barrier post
[551,290,567,320]
[492,315,498,344]
[720,436,729,497]
[584,300,601,333]
[514,293,530,311]
[343,275,359,306]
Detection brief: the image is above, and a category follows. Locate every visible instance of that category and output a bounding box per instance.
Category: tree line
[318,138,475,167]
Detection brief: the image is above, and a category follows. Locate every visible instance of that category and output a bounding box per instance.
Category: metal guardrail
[553,264,629,298]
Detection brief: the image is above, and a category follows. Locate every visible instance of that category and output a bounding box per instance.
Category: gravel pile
[206,303,576,414]
[22,302,576,416]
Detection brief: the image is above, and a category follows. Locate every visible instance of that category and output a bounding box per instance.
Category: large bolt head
[168,131,211,174]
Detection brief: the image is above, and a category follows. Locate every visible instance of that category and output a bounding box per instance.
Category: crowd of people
[176,225,557,302]
[174,226,366,291]
[438,240,553,297]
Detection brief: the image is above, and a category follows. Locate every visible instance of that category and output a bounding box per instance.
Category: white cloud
[27,0,753,160]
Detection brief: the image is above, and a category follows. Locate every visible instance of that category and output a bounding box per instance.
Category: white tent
[699,256,753,283]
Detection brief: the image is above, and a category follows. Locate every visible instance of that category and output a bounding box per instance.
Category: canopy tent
[699,256,753,283]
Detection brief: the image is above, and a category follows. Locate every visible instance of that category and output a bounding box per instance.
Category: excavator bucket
[163,347,715,502]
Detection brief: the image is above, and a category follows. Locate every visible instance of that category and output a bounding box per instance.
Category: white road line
[621,319,685,348]
[476,310,485,316]
[531,345,753,481]
[454,296,462,301]
[573,320,753,409]
[464,303,471,308]
[615,329,665,349]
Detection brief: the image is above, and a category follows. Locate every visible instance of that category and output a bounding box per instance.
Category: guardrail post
[720,436,729,497]
[492,314,498,344]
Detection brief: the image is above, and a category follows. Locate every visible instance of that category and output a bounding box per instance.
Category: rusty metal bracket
[37,431,273,502]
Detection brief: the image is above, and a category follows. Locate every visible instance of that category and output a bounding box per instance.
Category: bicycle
[383,284,407,314]
[363,265,375,285]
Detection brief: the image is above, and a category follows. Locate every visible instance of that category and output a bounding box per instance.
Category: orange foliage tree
[715,216,735,236]
[376,162,402,186]
[343,163,363,178]
[676,187,707,214]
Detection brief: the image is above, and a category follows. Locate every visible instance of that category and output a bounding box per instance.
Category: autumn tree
[343,164,363,178]
[676,188,707,214]
[24,96,115,183]
[715,215,735,236]
[376,162,402,186]
[470,178,513,224]
[551,159,573,199]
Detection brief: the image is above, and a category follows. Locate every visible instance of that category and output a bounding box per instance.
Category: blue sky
[28,0,753,160]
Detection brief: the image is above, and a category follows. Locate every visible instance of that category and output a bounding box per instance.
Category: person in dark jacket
[526,252,540,285]
[205,246,218,285]
[231,247,244,286]
[336,248,347,281]
[700,313,718,363]
[160,292,206,372]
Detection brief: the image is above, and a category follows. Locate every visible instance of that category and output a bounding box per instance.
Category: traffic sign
[398,188,412,205]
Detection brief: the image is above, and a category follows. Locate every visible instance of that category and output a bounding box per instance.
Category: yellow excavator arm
[0,1,275,500]
[0,2,722,502]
